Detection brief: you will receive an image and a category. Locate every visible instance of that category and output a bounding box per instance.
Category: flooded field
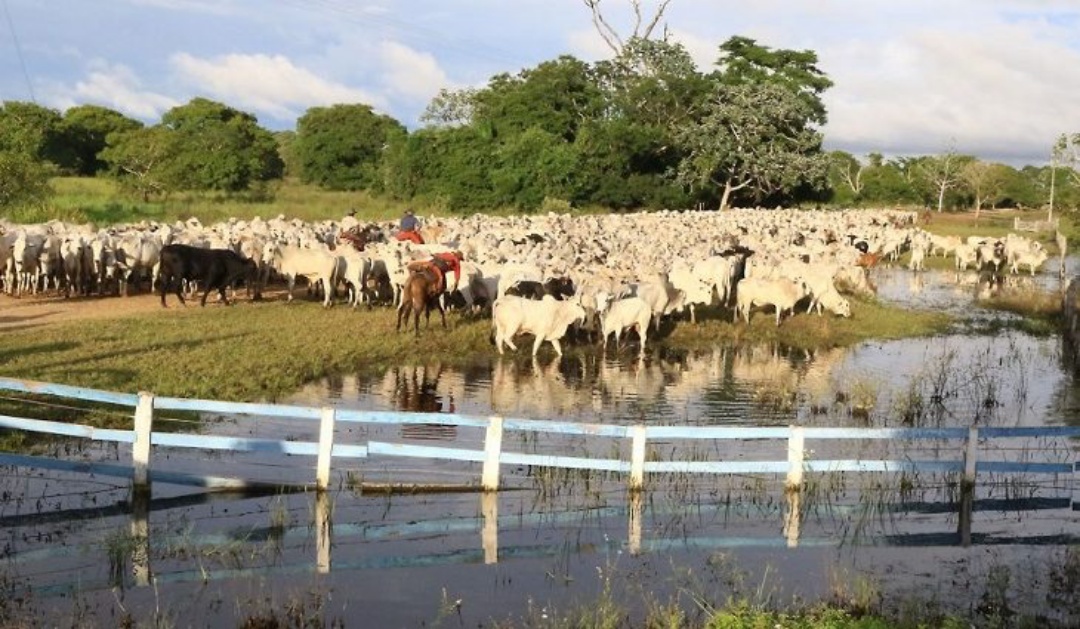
[2,264,1079,627]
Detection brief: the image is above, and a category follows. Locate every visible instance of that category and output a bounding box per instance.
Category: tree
[100,126,174,200]
[0,151,53,212]
[61,104,143,176]
[916,148,972,212]
[471,56,605,143]
[828,151,866,206]
[960,160,1012,217]
[421,87,479,127]
[711,36,833,126]
[0,100,75,171]
[293,103,406,191]
[581,0,673,57]
[673,82,829,210]
[159,98,284,191]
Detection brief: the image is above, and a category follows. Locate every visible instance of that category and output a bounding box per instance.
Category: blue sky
[3,0,1080,166]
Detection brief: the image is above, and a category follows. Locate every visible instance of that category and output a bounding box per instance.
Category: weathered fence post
[629,425,647,492]
[481,416,504,491]
[963,426,979,489]
[316,407,336,491]
[132,392,154,492]
[786,426,805,491]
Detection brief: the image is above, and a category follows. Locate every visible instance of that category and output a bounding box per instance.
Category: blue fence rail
[0,376,1078,493]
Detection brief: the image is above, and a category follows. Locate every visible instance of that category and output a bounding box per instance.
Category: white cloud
[820,18,1080,163]
[39,60,180,121]
[169,52,385,122]
[378,41,455,102]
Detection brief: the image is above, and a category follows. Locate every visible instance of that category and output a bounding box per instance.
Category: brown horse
[396,266,446,335]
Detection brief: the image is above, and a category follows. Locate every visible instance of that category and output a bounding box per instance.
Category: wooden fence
[1014,215,1060,232]
[0,376,1077,496]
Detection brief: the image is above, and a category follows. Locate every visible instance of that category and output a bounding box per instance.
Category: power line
[1,0,36,102]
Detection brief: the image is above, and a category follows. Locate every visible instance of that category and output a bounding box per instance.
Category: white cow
[601,296,653,356]
[492,294,585,357]
[1010,249,1049,275]
[735,277,810,326]
[268,244,341,307]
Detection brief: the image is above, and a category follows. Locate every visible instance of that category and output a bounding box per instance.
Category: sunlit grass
[0,293,953,403]
[667,298,953,352]
[0,299,495,401]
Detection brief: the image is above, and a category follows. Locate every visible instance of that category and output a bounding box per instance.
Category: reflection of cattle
[158,244,258,307]
[489,356,595,418]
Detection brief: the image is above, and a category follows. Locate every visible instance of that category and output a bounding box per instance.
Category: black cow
[158,244,259,307]
[504,276,576,301]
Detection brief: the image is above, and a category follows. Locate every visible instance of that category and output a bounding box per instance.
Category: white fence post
[963,426,979,488]
[132,392,154,491]
[786,426,805,491]
[316,407,336,491]
[629,425,647,492]
[482,416,504,492]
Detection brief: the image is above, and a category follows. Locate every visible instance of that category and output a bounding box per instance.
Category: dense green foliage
[2,30,1080,217]
[0,151,53,211]
[293,103,405,191]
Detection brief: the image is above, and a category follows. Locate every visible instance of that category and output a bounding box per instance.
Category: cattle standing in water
[158,244,259,307]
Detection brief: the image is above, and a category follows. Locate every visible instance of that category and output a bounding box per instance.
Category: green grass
[667,298,953,352]
[0,296,952,403]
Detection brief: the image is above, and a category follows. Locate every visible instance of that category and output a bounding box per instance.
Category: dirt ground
[0,291,169,331]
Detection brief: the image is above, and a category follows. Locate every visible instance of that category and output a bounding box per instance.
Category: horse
[396,265,447,335]
[338,223,386,252]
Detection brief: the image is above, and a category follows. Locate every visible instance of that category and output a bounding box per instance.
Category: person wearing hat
[397,209,425,244]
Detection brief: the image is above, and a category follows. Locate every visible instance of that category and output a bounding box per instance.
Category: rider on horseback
[396,209,425,244]
[408,250,464,297]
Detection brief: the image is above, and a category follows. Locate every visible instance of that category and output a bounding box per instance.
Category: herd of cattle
[0,209,1056,356]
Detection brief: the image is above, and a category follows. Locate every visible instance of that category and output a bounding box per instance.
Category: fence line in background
[0,376,1077,497]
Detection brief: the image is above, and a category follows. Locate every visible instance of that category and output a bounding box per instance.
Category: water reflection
[289,332,1064,431]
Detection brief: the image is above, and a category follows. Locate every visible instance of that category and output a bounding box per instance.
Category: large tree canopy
[158,98,283,191]
[674,82,829,210]
[62,104,143,176]
[0,101,75,171]
[292,104,405,191]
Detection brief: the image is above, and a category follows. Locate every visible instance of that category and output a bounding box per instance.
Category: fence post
[786,426,805,491]
[132,392,154,492]
[963,426,978,489]
[629,425,647,492]
[316,407,336,491]
[482,416,504,491]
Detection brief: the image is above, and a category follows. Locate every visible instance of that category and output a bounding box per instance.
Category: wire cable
[1,0,36,102]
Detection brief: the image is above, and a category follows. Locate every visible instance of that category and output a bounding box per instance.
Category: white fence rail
[0,377,1077,495]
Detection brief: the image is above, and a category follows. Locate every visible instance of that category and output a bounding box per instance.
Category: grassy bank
[0,297,952,402]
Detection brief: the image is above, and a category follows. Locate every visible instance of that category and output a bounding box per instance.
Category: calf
[158,244,258,307]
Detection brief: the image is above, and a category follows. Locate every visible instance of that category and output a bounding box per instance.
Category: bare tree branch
[638,0,672,41]
[582,0,625,56]
[582,0,672,56]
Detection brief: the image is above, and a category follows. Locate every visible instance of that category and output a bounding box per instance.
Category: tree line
[2,35,1078,215]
